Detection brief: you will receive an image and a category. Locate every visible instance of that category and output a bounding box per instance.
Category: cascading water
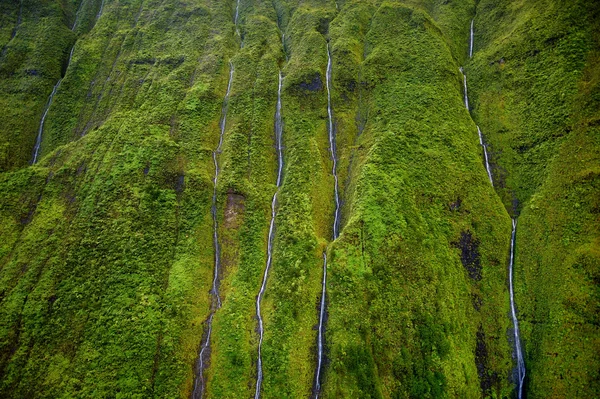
[254,71,284,399]
[313,41,340,399]
[31,82,61,164]
[476,126,493,185]
[97,0,105,19]
[469,19,474,58]
[31,0,89,164]
[234,0,241,26]
[509,219,525,398]
[459,67,469,110]
[459,67,494,185]
[326,43,341,239]
[191,61,234,399]
[466,18,525,396]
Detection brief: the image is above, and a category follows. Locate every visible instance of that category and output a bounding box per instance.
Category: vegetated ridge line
[191,61,234,399]
[313,41,339,399]
[254,70,284,399]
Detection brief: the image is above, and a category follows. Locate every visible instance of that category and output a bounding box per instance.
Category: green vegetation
[469,0,600,397]
[0,0,597,398]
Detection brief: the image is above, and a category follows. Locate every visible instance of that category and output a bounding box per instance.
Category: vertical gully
[313,41,340,399]
[31,0,101,164]
[509,219,526,399]
[466,16,525,398]
[255,70,284,399]
[469,19,474,58]
[192,62,234,399]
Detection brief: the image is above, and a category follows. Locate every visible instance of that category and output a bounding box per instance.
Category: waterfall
[71,0,84,31]
[313,41,340,399]
[234,0,241,26]
[460,67,469,110]
[509,219,526,398]
[192,61,234,399]
[326,43,341,240]
[30,0,91,164]
[31,82,61,164]
[465,16,523,397]
[469,19,474,58]
[97,0,105,19]
[255,71,284,399]
[476,126,494,185]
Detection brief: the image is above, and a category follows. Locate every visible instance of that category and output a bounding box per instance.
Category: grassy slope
[470,0,600,397]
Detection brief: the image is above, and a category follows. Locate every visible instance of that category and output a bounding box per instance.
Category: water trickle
[31,81,61,164]
[71,0,85,31]
[476,126,493,185]
[191,61,234,399]
[97,0,105,19]
[327,43,341,240]
[31,1,87,165]
[234,0,241,26]
[255,71,284,399]
[460,67,469,111]
[469,19,474,58]
[509,219,526,399]
[314,253,327,399]
[313,41,340,399]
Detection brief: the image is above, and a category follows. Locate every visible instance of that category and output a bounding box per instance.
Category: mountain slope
[0,0,597,398]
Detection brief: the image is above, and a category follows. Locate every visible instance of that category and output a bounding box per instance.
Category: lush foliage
[0,0,597,398]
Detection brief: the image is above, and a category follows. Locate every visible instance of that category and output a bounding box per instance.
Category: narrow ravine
[313,41,340,399]
[31,0,101,164]
[460,67,493,184]
[509,219,526,399]
[476,126,493,185]
[460,67,469,111]
[467,17,525,398]
[191,61,234,399]
[254,70,284,399]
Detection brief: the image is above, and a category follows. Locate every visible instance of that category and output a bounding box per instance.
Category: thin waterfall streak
[97,0,105,19]
[313,41,339,399]
[314,253,327,397]
[192,314,214,399]
[460,68,469,110]
[509,219,526,399]
[326,43,341,240]
[71,0,84,31]
[32,8,83,164]
[32,81,61,164]
[234,0,241,25]
[67,45,76,67]
[192,61,234,399]
[255,71,284,399]
[275,71,284,186]
[469,19,474,58]
[477,126,494,185]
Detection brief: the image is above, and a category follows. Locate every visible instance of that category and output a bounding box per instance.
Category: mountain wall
[0,0,597,398]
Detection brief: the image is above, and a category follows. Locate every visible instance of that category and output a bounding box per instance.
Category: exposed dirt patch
[224,192,244,229]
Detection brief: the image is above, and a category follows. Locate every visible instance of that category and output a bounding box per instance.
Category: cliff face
[0,0,597,398]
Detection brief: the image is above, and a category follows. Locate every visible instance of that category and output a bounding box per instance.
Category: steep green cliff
[0,0,597,398]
